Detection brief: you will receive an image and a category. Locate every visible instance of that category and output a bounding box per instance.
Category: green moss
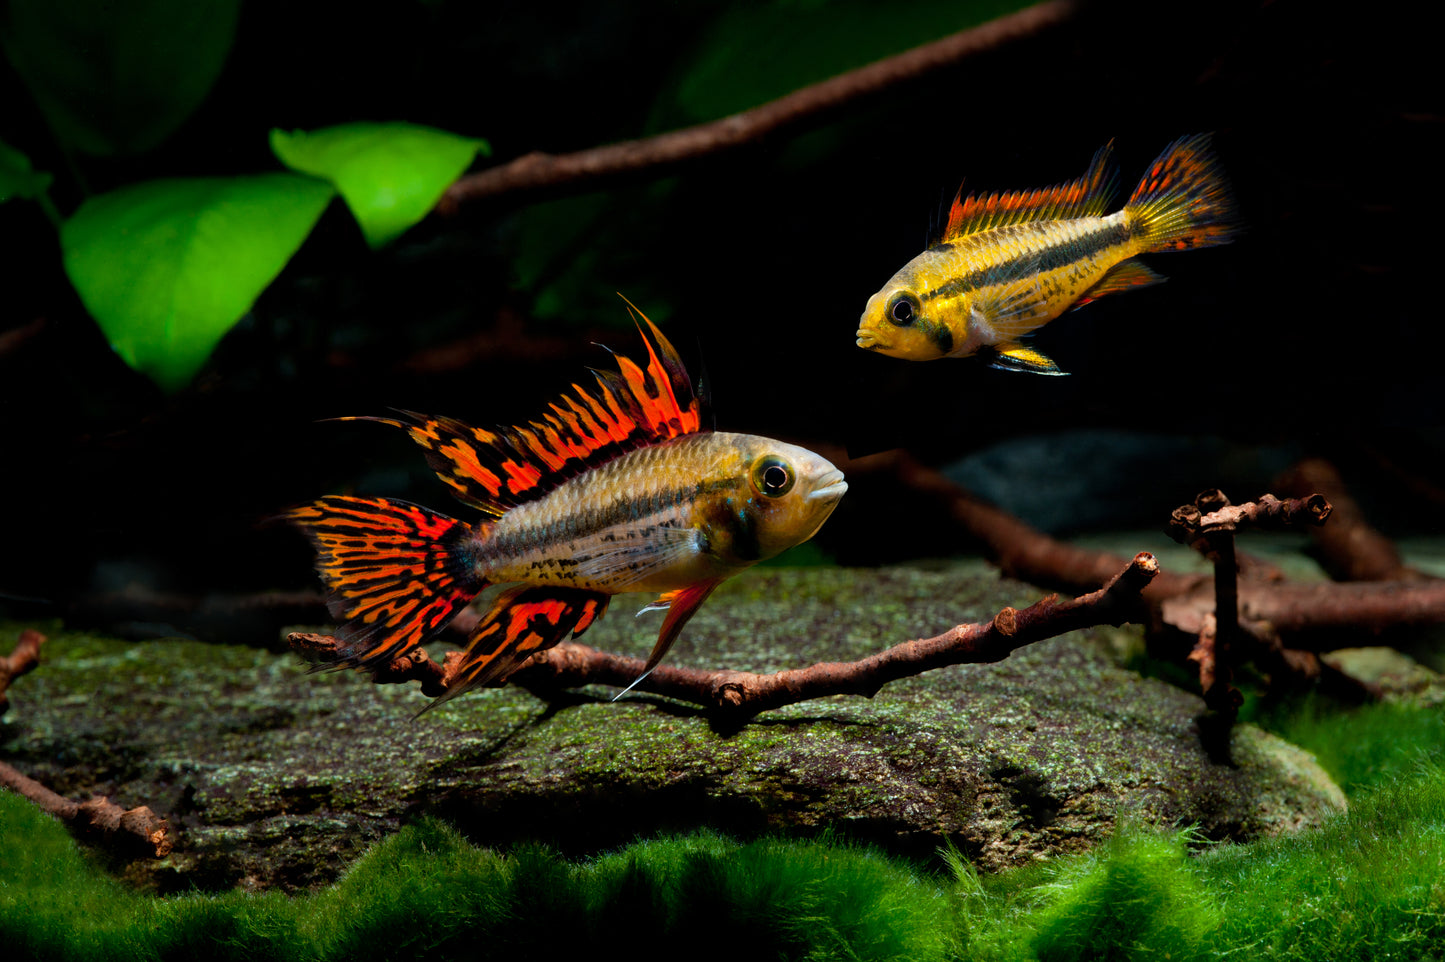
[1251,695,1445,795]
[6,765,1445,960]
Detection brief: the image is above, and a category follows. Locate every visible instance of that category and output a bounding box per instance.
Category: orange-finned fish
[855,134,1240,374]
[286,302,846,707]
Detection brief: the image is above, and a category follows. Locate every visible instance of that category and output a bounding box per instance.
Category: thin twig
[0,761,173,857]
[437,1,1079,211]
[0,628,46,715]
[289,552,1159,720]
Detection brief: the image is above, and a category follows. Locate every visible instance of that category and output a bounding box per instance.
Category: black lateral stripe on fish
[855,134,1240,373]
[287,301,847,708]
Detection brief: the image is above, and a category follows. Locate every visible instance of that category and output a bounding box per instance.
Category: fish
[286,301,847,708]
[855,134,1239,374]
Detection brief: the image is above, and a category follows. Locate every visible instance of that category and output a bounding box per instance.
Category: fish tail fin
[285,496,487,671]
[1124,133,1240,253]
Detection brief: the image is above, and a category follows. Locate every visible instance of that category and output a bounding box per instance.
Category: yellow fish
[287,302,846,706]
[856,134,1239,374]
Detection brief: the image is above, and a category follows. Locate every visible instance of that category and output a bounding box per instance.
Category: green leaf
[61,174,336,392]
[0,0,240,156]
[0,138,53,203]
[270,123,489,249]
[652,0,1027,130]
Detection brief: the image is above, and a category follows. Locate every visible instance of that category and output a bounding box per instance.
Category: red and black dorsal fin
[940,141,1119,243]
[356,300,705,518]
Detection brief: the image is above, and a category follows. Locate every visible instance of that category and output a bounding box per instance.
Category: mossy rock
[0,564,1343,892]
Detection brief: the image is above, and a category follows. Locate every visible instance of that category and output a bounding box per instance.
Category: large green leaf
[270,123,489,249]
[61,174,336,392]
[0,138,53,203]
[0,0,240,157]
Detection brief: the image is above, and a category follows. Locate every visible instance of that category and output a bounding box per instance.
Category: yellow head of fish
[696,434,847,566]
[855,258,961,362]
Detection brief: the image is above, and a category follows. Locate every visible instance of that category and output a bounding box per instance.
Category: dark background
[1,0,1439,632]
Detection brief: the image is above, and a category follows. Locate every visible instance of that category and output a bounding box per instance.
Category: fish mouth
[809,470,848,502]
[855,330,884,351]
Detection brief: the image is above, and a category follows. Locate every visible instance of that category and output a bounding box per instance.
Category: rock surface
[0,564,1344,892]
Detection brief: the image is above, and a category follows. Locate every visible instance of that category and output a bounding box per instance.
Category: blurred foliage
[650,0,1021,130]
[0,136,52,204]
[271,123,489,249]
[0,0,240,157]
[60,174,337,392]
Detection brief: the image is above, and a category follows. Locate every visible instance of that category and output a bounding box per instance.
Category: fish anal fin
[1074,260,1166,309]
[421,585,612,711]
[943,140,1119,241]
[987,343,1067,376]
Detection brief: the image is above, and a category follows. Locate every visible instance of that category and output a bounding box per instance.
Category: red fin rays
[422,585,612,709]
[943,140,1119,242]
[613,578,725,700]
[285,496,486,669]
[355,306,704,516]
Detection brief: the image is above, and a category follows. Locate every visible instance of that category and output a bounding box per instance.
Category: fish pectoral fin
[971,264,1054,340]
[1073,260,1166,309]
[417,585,611,713]
[987,343,1068,376]
[613,578,724,700]
[573,526,704,590]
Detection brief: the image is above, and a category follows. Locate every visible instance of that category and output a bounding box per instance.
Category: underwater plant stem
[0,628,46,715]
[436,0,1079,211]
[0,760,172,857]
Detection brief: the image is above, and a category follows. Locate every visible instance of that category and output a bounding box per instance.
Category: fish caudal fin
[423,585,611,711]
[1124,133,1240,253]
[285,496,486,670]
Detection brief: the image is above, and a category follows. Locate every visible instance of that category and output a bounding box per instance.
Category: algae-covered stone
[0,564,1344,892]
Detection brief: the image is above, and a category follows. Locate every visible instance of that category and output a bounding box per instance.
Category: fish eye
[886,292,919,327]
[750,456,795,498]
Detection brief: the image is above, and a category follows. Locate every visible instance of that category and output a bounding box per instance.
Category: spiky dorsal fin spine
[351,302,706,517]
[941,141,1119,242]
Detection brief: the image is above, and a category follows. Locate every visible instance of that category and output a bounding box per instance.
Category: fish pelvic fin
[942,140,1119,242]
[612,578,724,701]
[418,585,611,712]
[285,496,487,671]
[343,301,705,517]
[1125,133,1241,253]
[1073,260,1166,309]
[986,343,1067,376]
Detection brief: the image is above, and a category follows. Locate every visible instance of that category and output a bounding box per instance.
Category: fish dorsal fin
[354,301,705,517]
[941,140,1119,242]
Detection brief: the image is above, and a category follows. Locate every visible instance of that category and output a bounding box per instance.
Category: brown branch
[1,628,45,715]
[1275,457,1426,582]
[437,1,1080,211]
[0,761,172,858]
[288,552,1158,720]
